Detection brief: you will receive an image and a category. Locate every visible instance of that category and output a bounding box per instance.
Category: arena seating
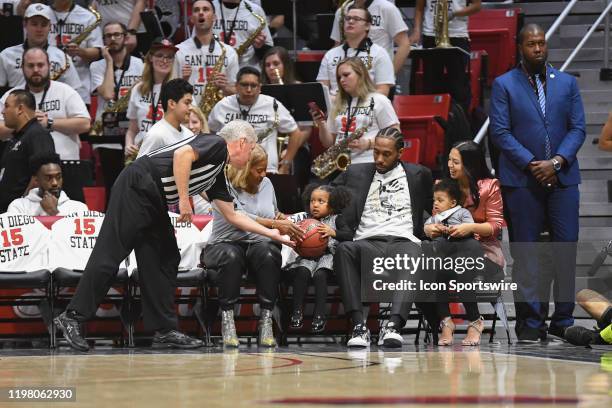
[468,8,522,85]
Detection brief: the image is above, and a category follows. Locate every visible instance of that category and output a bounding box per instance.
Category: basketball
[295,218,329,259]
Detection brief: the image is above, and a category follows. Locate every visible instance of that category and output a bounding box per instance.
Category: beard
[26,73,50,89]
[108,43,125,55]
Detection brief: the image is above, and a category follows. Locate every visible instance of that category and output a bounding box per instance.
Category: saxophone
[68,7,102,47]
[311,97,375,179]
[257,99,279,144]
[434,0,452,48]
[200,35,226,117]
[50,51,70,81]
[235,1,266,57]
[90,87,133,136]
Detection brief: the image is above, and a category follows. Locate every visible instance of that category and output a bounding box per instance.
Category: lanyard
[150,85,161,126]
[219,1,241,46]
[53,2,75,46]
[345,97,355,139]
[26,82,50,111]
[113,57,129,101]
[236,95,253,120]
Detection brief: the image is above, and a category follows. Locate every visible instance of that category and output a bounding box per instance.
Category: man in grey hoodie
[6,152,88,216]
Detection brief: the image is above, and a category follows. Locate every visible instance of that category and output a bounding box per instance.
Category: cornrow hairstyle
[375,126,404,151]
[433,178,464,206]
[302,183,351,215]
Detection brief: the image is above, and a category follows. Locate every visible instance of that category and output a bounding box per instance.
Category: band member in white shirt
[318,6,395,97]
[208,66,303,174]
[330,0,411,75]
[90,22,144,121]
[175,0,239,108]
[311,57,399,165]
[212,0,273,68]
[91,0,146,54]
[48,0,104,104]
[0,47,90,160]
[0,3,86,100]
[125,38,177,161]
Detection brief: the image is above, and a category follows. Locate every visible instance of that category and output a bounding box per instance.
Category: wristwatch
[551,157,562,172]
[46,118,54,130]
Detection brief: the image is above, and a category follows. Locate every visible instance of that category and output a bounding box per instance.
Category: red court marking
[264,395,580,405]
[232,354,303,373]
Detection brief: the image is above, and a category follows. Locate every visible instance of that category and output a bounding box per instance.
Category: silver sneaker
[258,309,276,347]
[221,310,239,347]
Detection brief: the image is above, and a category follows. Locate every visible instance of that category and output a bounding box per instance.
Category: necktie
[534,74,551,159]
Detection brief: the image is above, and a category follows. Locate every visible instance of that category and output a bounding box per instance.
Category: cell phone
[3,3,13,16]
[308,101,325,120]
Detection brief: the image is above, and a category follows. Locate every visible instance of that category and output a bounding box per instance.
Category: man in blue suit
[490,24,585,342]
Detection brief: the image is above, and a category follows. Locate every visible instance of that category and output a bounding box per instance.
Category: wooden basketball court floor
[0,343,610,407]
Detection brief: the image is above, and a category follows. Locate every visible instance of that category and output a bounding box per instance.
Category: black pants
[333,236,426,323]
[422,36,471,112]
[203,240,281,311]
[68,158,180,332]
[286,266,328,316]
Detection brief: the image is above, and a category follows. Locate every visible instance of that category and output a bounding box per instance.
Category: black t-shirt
[145,134,233,204]
[0,119,56,212]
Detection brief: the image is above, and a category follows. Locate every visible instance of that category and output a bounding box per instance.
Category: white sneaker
[380,322,403,348]
[347,323,370,348]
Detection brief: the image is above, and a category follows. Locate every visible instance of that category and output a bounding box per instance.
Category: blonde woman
[187,105,210,134]
[202,145,303,347]
[125,38,177,160]
[310,57,399,165]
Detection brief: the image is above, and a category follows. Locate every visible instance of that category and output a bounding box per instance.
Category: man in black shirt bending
[0,89,55,212]
[55,82,292,351]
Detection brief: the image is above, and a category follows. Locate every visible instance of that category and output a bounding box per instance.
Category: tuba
[200,35,226,117]
[69,7,102,47]
[235,1,266,57]
[434,0,452,48]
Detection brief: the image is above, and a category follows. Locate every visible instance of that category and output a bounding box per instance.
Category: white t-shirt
[137,118,194,158]
[0,44,87,100]
[48,4,104,103]
[93,0,145,33]
[211,0,273,68]
[327,92,398,164]
[90,56,144,120]
[208,94,298,173]
[330,0,408,59]
[354,164,418,242]
[0,213,50,272]
[423,0,469,38]
[0,81,91,160]
[174,37,239,107]
[126,82,164,146]
[316,41,395,96]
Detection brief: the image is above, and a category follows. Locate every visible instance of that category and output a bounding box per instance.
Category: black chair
[0,270,53,346]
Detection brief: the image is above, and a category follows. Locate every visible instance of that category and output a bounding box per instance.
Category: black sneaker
[548,325,567,340]
[311,314,327,333]
[152,330,203,349]
[517,328,541,344]
[380,322,403,348]
[347,323,370,348]
[54,311,89,352]
[290,309,304,329]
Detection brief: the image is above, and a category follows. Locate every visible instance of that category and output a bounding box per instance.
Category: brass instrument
[235,1,266,57]
[50,51,70,81]
[434,0,452,48]
[90,87,133,136]
[257,99,280,144]
[311,97,374,179]
[273,68,283,84]
[69,6,102,47]
[200,35,226,117]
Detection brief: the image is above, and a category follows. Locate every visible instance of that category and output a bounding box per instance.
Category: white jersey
[0,44,87,100]
[0,214,50,272]
[330,0,408,59]
[327,92,398,164]
[211,0,273,68]
[208,94,298,173]
[93,0,145,33]
[49,211,106,270]
[137,118,194,158]
[423,0,469,38]
[126,82,164,146]
[174,37,239,107]
[0,81,91,160]
[316,41,395,96]
[90,55,144,120]
[48,4,104,103]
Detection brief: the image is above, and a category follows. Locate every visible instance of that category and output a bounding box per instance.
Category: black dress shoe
[290,309,304,329]
[311,315,326,333]
[517,328,541,344]
[54,311,89,352]
[152,330,203,349]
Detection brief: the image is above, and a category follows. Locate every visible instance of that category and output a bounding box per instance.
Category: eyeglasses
[344,16,368,23]
[152,54,174,62]
[238,82,260,89]
[103,32,125,40]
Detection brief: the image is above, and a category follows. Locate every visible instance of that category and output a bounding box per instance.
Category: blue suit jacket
[489,66,585,187]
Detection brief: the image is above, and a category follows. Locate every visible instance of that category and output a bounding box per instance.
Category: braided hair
[375,126,404,151]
